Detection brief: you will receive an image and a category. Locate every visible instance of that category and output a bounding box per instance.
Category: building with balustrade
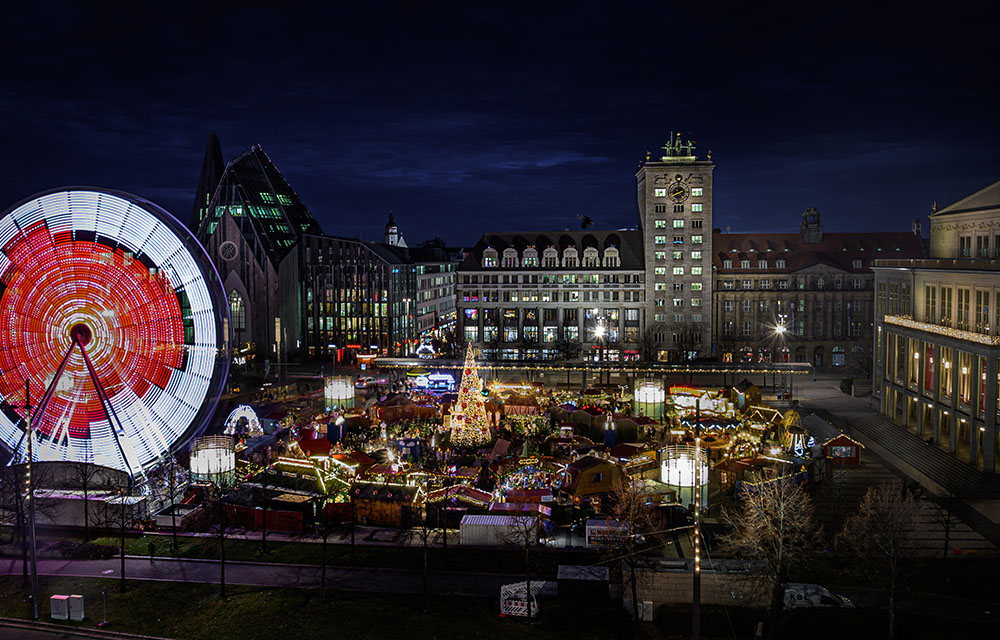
[873,179,1000,471]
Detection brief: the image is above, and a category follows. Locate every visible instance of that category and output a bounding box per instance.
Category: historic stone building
[873,179,1000,471]
[636,134,715,360]
[713,208,924,367]
[456,135,714,362]
[456,230,646,361]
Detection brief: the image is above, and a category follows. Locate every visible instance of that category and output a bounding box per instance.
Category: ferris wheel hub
[70,323,92,347]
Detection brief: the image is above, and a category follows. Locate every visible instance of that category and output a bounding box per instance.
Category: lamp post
[23,380,39,621]
[773,315,788,396]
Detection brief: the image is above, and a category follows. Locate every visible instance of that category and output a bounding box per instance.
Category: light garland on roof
[884,315,1000,346]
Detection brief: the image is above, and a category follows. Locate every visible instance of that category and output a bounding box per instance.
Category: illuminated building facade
[873,179,1000,471]
[456,230,646,361]
[410,239,460,339]
[714,208,924,367]
[298,233,416,362]
[636,135,715,361]
[193,137,417,362]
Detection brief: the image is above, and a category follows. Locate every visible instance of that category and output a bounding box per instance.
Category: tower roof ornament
[660,131,696,161]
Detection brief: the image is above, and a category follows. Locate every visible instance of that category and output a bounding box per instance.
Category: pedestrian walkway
[791,375,1000,546]
[0,556,509,597]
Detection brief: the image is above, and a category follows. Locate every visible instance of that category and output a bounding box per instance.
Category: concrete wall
[626,559,772,611]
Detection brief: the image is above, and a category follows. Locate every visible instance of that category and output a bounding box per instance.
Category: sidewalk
[792,375,1000,545]
[0,556,509,597]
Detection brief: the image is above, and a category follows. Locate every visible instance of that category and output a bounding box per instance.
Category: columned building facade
[873,180,1000,472]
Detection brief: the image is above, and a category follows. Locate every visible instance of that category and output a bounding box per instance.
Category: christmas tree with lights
[450,344,490,447]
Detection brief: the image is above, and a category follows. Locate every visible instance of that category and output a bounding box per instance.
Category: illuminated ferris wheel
[0,188,229,477]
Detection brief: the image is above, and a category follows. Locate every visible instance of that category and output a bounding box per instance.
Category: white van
[783,583,854,610]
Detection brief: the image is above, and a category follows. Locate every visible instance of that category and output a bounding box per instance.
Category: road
[0,556,510,597]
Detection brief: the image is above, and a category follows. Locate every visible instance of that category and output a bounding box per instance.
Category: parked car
[783,583,854,610]
[355,376,376,389]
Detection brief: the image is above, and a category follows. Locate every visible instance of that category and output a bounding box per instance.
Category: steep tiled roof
[712,231,924,273]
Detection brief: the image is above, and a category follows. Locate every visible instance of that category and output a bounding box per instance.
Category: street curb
[121,555,514,577]
[0,616,175,640]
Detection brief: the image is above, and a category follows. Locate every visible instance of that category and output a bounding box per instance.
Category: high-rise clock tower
[636,133,715,361]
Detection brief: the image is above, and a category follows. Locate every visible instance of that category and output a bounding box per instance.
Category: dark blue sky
[1,1,997,246]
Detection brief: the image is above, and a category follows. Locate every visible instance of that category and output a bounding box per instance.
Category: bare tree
[500,514,542,621]
[1,463,55,587]
[931,481,961,560]
[70,461,102,542]
[98,472,136,593]
[837,484,919,639]
[209,490,234,599]
[718,474,820,633]
[412,501,434,612]
[255,464,276,554]
[610,478,660,631]
[637,326,660,363]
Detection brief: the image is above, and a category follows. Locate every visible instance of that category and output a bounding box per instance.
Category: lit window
[673,219,685,228]
[691,266,703,275]
[260,192,275,203]
[691,187,703,197]
[691,235,703,244]
[654,267,666,275]
[655,251,666,260]
[691,203,703,212]
[673,298,684,307]
[691,282,702,291]
[654,283,666,291]
[691,298,701,307]
[672,250,684,260]
[654,188,666,197]
[691,250,702,260]
[655,219,667,228]
[654,235,667,245]
[673,266,685,275]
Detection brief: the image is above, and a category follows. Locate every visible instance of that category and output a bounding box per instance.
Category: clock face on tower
[669,182,690,202]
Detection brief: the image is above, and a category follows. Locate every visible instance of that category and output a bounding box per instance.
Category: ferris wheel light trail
[0,189,228,474]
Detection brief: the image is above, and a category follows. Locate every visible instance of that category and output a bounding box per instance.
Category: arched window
[229,290,246,331]
[482,247,498,267]
[603,247,620,267]
[542,247,559,268]
[502,248,519,268]
[563,247,579,268]
[522,247,538,267]
[582,247,599,267]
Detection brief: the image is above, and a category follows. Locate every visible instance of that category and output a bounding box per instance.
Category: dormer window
[563,247,579,268]
[522,247,538,268]
[776,259,786,269]
[723,259,732,269]
[740,259,750,269]
[852,259,863,269]
[482,248,498,268]
[542,247,558,268]
[502,248,519,268]
[758,260,768,269]
[582,247,600,267]
[603,247,620,267]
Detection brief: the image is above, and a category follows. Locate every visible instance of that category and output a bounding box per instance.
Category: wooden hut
[823,434,863,466]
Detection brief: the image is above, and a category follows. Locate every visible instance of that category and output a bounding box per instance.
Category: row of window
[482,246,621,268]
[723,319,864,339]
[721,299,866,313]
[718,258,867,270]
[721,277,868,290]
[958,234,1000,258]
[916,284,999,334]
[464,326,642,344]
[653,187,704,198]
[462,273,642,284]
[462,290,643,303]
[654,218,704,229]
[652,313,704,324]
[653,234,705,245]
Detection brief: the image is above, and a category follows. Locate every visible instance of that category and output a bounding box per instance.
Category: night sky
[2,1,997,247]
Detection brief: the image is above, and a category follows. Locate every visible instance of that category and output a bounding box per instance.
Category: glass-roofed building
[192,138,418,365]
